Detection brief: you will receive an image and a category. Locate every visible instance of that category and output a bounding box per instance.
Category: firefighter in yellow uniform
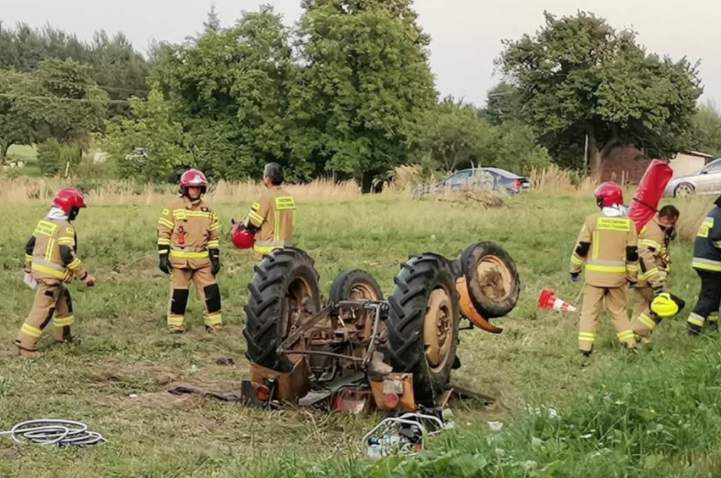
[570,182,639,356]
[16,188,96,358]
[158,169,222,333]
[630,206,680,341]
[244,163,295,257]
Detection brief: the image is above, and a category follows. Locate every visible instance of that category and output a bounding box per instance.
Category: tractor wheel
[461,241,520,319]
[386,254,459,405]
[243,248,321,372]
[330,269,383,302]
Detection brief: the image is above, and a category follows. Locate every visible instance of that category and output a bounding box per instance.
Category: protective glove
[210,250,221,276]
[159,253,171,274]
[570,272,580,283]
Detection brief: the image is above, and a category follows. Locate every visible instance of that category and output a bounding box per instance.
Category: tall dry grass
[387,164,424,192]
[529,164,596,196]
[0,176,360,205]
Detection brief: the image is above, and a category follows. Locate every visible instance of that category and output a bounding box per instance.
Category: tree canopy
[499,11,703,171]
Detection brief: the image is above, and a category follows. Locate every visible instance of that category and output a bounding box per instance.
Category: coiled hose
[0,419,106,447]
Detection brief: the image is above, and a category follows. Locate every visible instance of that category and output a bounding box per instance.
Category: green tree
[0,22,148,113]
[419,100,496,172]
[29,58,109,145]
[689,102,721,157]
[293,0,436,189]
[104,89,192,182]
[203,5,222,32]
[494,121,552,174]
[36,137,82,176]
[484,81,523,125]
[0,69,35,163]
[151,5,296,179]
[89,32,149,114]
[499,11,702,172]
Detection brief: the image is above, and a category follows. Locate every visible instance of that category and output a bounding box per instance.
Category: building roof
[682,150,715,159]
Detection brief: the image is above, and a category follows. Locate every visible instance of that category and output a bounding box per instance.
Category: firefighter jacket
[245,187,295,256]
[637,219,672,289]
[570,211,639,288]
[25,217,88,282]
[692,206,721,272]
[158,197,220,269]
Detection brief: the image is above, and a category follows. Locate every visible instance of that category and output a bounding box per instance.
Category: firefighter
[688,195,721,335]
[570,182,639,356]
[630,205,680,341]
[158,169,222,333]
[15,188,96,358]
[242,162,296,258]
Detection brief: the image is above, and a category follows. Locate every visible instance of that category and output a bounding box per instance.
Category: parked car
[665,157,721,197]
[414,167,529,198]
[482,167,531,194]
[414,168,494,197]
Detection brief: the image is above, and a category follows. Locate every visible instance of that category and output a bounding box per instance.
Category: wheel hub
[349,283,379,301]
[424,288,453,371]
[476,255,512,300]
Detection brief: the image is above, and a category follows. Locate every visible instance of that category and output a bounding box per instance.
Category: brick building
[593,146,714,184]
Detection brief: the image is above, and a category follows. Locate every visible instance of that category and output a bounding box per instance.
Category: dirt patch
[433,191,505,208]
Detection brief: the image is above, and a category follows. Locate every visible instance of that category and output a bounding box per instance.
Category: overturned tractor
[241,242,520,412]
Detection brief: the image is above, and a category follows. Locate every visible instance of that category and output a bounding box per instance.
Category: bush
[36,138,82,177]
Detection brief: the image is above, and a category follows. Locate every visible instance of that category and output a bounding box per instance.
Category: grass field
[0,188,719,477]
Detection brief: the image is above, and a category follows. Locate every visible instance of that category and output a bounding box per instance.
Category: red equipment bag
[628,160,674,233]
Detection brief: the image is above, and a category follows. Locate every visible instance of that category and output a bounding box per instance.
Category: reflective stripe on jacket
[570,212,638,288]
[28,218,87,282]
[158,197,220,269]
[692,207,721,272]
[245,188,295,256]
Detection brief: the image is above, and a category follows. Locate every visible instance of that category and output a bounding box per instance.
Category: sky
[2,0,719,108]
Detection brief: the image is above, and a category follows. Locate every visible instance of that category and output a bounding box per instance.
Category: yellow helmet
[650,292,681,318]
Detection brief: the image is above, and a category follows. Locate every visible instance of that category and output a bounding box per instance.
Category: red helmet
[53,188,86,215]
[179,168,208,194]
[231,223,255,249]
[594,181,624,208]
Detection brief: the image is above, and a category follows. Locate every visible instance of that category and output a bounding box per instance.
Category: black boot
[688,324,703,336]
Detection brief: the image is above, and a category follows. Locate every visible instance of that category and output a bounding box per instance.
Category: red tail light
[383,393,400,408]
[255,384,271,402]
[513,179,522,192]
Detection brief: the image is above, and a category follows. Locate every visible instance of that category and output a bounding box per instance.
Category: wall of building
[593,147,710,183]
[595,146,650,184]
[670,153,706,178]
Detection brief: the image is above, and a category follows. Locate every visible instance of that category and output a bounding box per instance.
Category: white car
[665,158,721,197]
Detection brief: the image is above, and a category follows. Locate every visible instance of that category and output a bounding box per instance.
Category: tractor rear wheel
[386,254,459,405]
[330,269,383,302]
[461,241,519,319]
[243,248,321,372]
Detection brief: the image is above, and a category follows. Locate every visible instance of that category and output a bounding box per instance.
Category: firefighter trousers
[630,286,662,339]
[688,269,721,333]
[167,266,222,331]
[16,280,75,356]
[578,284,636,352]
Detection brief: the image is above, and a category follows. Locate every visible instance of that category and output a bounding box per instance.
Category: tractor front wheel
[461,241,520,319]
[330,269,383,302]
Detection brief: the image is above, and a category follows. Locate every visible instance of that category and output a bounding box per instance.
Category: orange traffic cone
[537,289,576,313]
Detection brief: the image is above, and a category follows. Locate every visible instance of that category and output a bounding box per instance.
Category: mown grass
[0,190,715,477]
